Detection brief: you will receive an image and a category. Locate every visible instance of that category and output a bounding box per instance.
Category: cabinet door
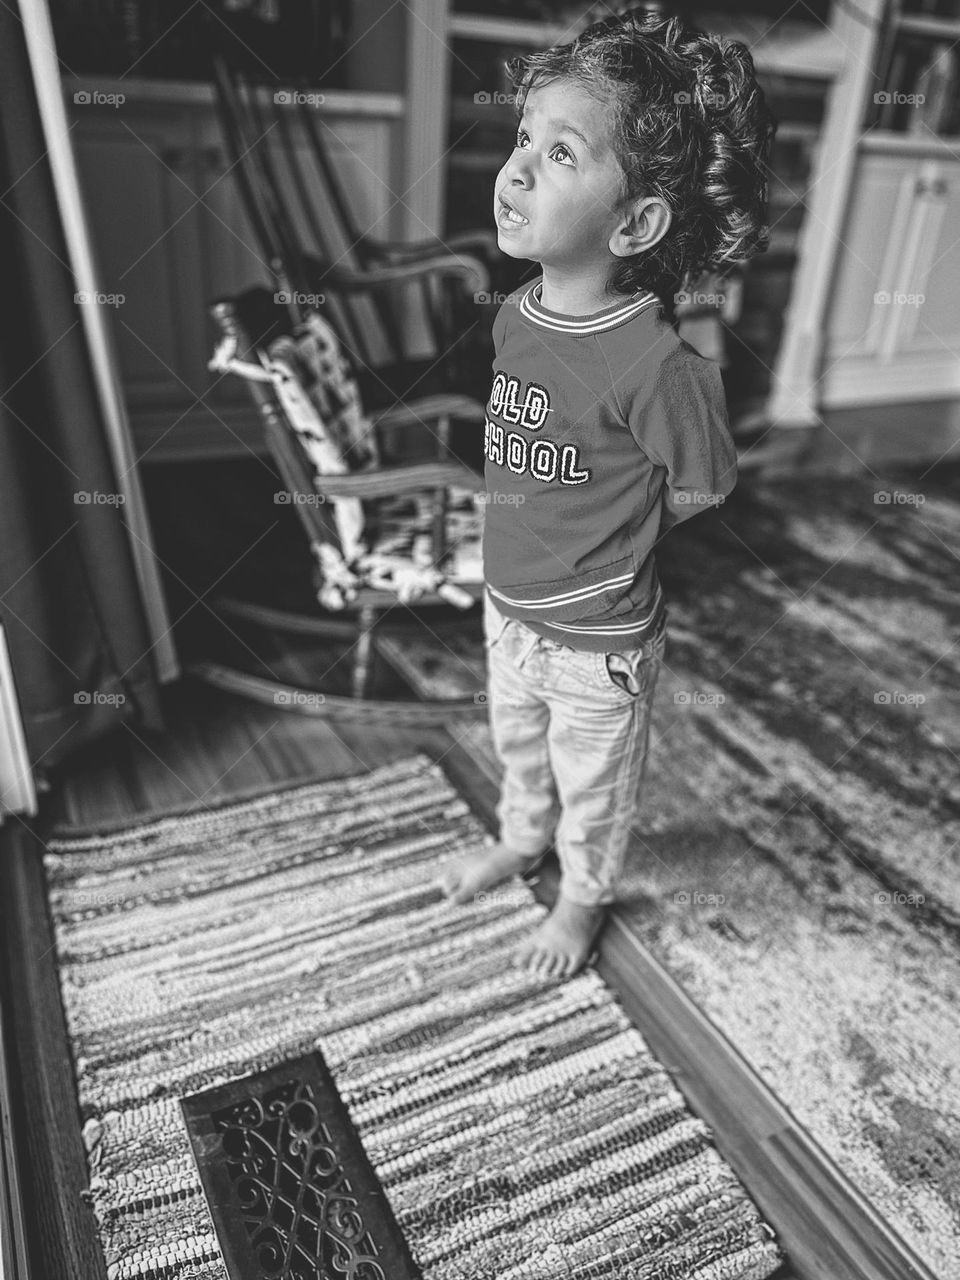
[884,157,960,361]
[70,101,207,410]
[824,151,920,361]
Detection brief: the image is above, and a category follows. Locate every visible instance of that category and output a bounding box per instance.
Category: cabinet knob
[916,177,947,197]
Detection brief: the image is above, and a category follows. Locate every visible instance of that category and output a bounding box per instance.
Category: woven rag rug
[45,754,784,1280]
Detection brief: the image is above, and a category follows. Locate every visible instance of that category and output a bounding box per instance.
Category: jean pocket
[599,647,658,698]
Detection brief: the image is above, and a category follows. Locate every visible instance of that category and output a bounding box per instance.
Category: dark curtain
[0,3,165,776]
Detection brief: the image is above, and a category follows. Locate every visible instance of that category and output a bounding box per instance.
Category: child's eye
[514,128,574,165]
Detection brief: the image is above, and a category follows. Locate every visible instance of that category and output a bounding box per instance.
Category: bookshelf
[867,0,960,138]
[49,1,354,87]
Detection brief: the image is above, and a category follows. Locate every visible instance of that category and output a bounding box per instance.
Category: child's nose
[503,150,533,186]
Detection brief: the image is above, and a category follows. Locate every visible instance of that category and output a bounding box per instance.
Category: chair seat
[366,484,485,586]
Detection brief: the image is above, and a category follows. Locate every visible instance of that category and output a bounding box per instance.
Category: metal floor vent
[181,1052,422,1280]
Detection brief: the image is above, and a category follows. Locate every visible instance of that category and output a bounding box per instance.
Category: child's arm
[630,344,737,533]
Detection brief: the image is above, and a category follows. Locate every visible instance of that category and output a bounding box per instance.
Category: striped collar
[518,279,660,335]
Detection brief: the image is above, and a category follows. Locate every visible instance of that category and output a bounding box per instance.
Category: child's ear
[609,196,671,259]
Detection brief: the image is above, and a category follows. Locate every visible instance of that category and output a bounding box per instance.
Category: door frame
[20,0,179,683]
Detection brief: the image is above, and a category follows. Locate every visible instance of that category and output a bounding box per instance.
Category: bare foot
[516,896,607,979]
[439,841,546,904]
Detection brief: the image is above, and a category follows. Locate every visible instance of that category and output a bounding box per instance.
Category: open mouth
[498,197,528,227]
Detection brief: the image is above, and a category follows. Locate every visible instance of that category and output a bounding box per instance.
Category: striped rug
[46,754,784,1280]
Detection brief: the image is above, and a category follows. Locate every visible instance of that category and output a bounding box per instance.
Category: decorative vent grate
[181,1052,422,1280]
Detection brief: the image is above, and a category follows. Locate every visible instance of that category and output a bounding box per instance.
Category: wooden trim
[60,75,404,117]
[404,0,448,239]
[0,823,108,1280]
[821,356,960,406]
[862,130,960,157]
[767,0,886,428]
[0,627,36,820]
[23,8,179,684]
[449,11,846,78]
[436,728,940,1280]
[0,983,32,1280]
[896,13,960,40]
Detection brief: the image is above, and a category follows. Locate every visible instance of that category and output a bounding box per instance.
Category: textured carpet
[46,756,783,1280]
[413,461,960,1277]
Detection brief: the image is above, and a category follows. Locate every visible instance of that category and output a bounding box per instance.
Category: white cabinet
[822,142,960,406]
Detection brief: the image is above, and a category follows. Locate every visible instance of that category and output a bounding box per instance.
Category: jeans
[482,587,666,906]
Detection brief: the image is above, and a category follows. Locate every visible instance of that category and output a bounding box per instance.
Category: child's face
[494,78,627,276]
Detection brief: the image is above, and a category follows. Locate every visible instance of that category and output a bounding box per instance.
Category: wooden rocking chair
[191,287,489,721]
[207,44,499,457]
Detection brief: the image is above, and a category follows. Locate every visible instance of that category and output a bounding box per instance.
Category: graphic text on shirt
[484,371,591,486]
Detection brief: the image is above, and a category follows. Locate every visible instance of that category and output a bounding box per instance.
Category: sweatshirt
[481,277,737,653]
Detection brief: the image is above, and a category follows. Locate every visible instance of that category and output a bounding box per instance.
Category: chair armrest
[312,461,484,500]
[360,229,499,266]
[371,395,487,432]
[310,253,489,298]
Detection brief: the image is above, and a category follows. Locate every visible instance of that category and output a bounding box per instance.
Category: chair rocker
[191,289,489,722]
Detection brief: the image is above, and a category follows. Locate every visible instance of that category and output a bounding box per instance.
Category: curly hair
[503,7,777,300]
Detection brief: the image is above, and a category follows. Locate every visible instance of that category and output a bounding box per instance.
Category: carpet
[394,461,960,1277]
[46,755,783,1280]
